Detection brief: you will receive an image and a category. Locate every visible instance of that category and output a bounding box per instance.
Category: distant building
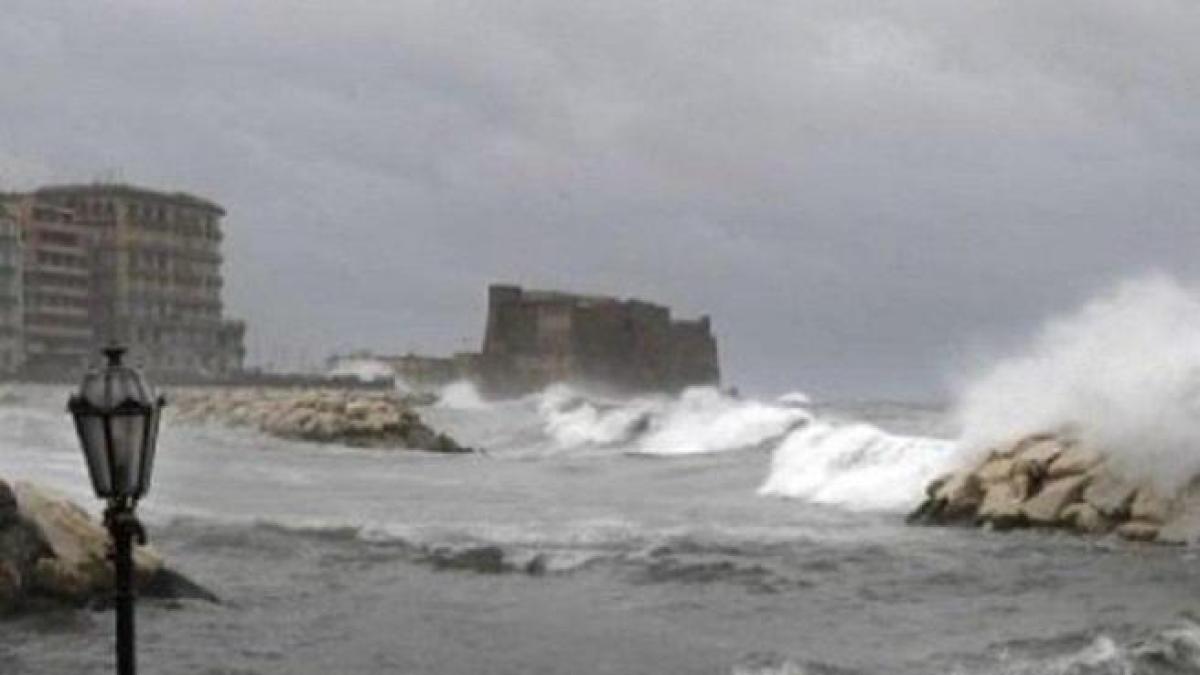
[3,196,94,375]
[0,183,246,380]
[328,285,720,398]
[479,284,720,396]
[0,204,23,375]
[33,184,246,378]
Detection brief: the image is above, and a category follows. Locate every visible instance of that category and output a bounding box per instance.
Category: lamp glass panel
[108,413,146,497]
[75,413,113,497]
[137,405,162,497]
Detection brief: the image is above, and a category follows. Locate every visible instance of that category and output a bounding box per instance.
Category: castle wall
[478,284,720,397]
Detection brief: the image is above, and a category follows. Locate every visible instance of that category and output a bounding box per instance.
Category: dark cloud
[2,0,1198,398]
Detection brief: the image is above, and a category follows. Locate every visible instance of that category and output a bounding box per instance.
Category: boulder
[0,478,216,612]
[13,482,162,600]
[1156,481,1200,545]
[1021,474,1091,525]
[1012,438,1064,481]
[1060,503,1111,534]
[345,400,372,420]
[1130,485,1172,524]
[977,481,1026,529]
[1083,472,1138,519]
[975,457,1015,484]
[935,472,983,513]
[1046,445,1103,479]
[1117,520,1161,542]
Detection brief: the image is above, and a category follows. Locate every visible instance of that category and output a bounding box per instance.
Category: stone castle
[477,285,719,396]
[329,284,721,397]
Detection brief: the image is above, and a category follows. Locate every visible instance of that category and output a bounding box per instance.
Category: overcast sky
[2,1,1198,399]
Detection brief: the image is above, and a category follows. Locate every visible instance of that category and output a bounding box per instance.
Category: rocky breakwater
[171,388,469,453]
[909,433,1200,545]
[0,477,213,615]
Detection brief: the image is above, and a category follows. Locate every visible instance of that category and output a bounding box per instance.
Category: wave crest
[759,422,954,511]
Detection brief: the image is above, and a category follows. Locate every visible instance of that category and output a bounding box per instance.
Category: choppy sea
[2,383,1199,675]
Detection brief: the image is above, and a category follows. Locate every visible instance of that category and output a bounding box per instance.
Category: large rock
[1012,437,1065,482]
[13,482,161,600]
[0,478,216,616]
[974,457,1015,485]
[1060,503,1111,534]
[1046,445,1103,479]
[977,482,1026,529]
[1156,481,1200,545]
[1117,520,1161,542]
[1021,474,1091,525]
[1083,472,1138,519]
[1130,485,1172,524]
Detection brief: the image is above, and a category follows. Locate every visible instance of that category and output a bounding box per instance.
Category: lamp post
[68,345,166,675]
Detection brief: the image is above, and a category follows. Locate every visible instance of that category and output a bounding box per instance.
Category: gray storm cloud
[2,0,1198,397]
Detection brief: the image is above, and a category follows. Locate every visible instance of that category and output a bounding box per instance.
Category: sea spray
[759,422,954,511]
[954,275,1200,493]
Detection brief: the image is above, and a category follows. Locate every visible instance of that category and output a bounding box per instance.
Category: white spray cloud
[954,274,1200,491]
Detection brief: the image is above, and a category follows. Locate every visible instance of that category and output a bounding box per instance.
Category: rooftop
[34,183,225,215]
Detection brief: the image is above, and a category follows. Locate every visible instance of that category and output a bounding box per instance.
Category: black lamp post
[68,345,166,675]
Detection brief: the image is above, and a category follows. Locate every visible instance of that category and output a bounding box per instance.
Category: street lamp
[68,345,166,675]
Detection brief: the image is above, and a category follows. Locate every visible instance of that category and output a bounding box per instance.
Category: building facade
[34,184,246,378]
[3,196,94,375]
[0,204,23,375]
[0,184,245,379]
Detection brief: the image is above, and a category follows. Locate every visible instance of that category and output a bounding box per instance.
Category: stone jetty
[170,388,469,453]
[909,433,1200,545]
[0,478,213,614]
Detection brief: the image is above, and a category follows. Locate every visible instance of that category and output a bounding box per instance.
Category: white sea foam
[635,387,809,456]
[538,385,661,449]
[758,421,954,511]
[954,275,1200,492]
[436,380,490,410]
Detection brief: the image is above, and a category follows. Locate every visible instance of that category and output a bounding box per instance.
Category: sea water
[1,380,1199,675]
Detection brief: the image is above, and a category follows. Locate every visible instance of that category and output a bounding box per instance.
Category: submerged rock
[171,387,471,453]
[0,477,215,615]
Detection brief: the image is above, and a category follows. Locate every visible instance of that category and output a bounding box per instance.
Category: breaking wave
[954,618,1200,674]
[431,382,811,457]
[758,422,954,511]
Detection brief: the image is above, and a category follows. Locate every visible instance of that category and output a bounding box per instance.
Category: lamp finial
[103,344,126,367]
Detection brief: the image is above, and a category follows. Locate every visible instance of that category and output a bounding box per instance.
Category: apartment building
[34,184,245,377]
[6,196,95,374]
[0,204,23,374]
